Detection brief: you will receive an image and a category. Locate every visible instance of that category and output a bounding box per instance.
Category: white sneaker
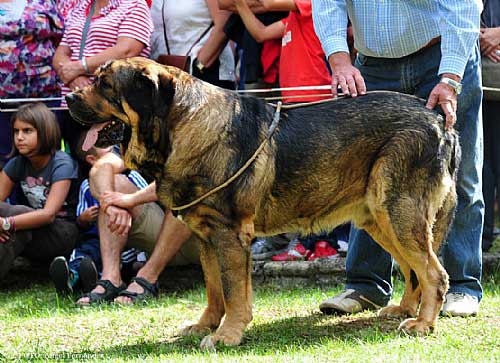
[319,289,383,315]
[442,293,479,317]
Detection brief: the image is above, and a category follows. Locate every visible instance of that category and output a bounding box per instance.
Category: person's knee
[0,201,33,216]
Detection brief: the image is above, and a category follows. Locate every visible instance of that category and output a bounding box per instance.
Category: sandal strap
[79,279,126,304]
[130,277,159,296]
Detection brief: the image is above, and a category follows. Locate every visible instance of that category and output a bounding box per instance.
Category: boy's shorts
[128,202,200,266]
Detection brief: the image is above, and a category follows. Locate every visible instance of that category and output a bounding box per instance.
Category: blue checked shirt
[312,0,482,77]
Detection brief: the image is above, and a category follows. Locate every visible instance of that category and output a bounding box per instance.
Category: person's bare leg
[115,211,192,304]
[77,175,143,305]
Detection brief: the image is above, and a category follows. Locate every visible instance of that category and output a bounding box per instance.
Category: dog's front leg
[199,231,253,350]
[179,240,225,336]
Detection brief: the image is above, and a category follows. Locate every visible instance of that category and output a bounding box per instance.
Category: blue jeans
[345,42,484,306]
[482,99,500,241]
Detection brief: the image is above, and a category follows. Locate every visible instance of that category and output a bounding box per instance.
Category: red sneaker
[271,242,311,261]
[307,241,338,261]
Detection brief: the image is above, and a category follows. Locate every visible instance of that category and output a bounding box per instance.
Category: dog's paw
[178,323,212,337]
[398,318,434,336]
[199,332,242,351]
[379,304,415,319]
[200,335,217,352]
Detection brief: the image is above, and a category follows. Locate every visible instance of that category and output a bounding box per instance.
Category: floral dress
[0,0,64,99]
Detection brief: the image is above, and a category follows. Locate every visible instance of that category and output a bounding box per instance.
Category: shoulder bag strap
[79,0,97,60]
[161,0,172,55]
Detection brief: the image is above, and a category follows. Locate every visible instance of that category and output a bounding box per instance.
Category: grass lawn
[0,276,499,363]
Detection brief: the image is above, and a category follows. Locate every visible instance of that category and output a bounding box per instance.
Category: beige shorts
[128,202,200,266]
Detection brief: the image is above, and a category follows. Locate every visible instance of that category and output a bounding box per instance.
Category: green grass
[0,278,499,363]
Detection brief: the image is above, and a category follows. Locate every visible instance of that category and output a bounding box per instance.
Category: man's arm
[88,151,126,201]
[312,0,349,60]
[436,0,482,78]
[233,0,287,42]
[100,182,158,213]
[424,1,482,129]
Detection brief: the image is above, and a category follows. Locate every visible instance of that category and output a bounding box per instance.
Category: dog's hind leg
[199,230,253,350]
[361,223,421,319]
[179,240,225,337]
[364,155,452,334]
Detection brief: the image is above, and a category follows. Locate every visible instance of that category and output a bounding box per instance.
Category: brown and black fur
[66,57,460,349]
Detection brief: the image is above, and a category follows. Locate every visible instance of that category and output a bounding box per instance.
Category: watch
[1,217,11,232]
[440,77,462,95]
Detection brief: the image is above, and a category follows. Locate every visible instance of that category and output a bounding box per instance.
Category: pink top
[59,0,153,98]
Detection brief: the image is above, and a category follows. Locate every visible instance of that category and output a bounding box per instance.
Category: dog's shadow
[84,313,402,358]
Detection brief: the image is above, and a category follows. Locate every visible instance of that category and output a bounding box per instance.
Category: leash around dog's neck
[170,102,283,212]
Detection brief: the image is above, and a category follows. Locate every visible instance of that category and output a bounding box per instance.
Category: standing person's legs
[440,44,483,311]
[490,100,500,237]
[482,99,500,251]
[482,102,495,245]
[320,43,478,314]
[321,54,408,313]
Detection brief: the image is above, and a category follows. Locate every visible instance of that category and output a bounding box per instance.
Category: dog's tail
[442,128,461,182]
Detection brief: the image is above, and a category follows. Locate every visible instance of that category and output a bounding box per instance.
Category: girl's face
[13,119,38,157]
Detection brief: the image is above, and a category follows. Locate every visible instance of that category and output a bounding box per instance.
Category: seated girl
[0,103,80,279]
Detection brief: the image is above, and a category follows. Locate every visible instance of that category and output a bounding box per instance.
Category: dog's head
[66,57,188,153]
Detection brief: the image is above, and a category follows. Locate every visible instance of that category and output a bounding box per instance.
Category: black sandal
[117,277,159,303]
[77,279,126,306]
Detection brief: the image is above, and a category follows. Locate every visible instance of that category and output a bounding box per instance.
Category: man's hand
[426,74,459,129]
[79,205,99,224]
[101,191,137,213]
[105,205,132,236]
[480,27,500,56]
[328,52,366,98]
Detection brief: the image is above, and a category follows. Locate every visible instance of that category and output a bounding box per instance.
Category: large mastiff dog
[67,57,459,349]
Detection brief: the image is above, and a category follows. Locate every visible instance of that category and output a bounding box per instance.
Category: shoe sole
[319,307,351,316]
[49,257,72,295]
[79,258,98,293]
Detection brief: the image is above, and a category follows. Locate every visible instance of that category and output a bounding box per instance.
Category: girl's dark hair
[8,103,61,158]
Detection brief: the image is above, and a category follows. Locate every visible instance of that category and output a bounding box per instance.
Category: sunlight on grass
[0,280,499,362]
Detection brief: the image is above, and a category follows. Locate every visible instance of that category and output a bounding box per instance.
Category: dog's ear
[122,68,174,152]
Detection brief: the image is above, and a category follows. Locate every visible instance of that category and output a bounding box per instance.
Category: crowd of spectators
[0,0,497,319]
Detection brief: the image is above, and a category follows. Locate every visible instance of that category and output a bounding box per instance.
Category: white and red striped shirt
[60,0,153,98]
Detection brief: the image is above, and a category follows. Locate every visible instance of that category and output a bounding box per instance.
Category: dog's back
[247,91,459,237]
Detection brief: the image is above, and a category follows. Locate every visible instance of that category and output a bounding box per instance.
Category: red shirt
[280,0,331,102]
[59,0,153,98]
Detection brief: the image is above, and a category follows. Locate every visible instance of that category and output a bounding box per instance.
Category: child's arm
[76,205,99,229]
[0,171,15,202]
[5,179,72,230]
[261,0,297,11]
[234,0,286,42]
[218,0,266,13]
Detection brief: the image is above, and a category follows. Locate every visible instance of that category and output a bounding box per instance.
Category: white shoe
[319,289,383,315]
[442,293,479,317]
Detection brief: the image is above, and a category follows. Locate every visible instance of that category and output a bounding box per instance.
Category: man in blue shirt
[312,1,483,317]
